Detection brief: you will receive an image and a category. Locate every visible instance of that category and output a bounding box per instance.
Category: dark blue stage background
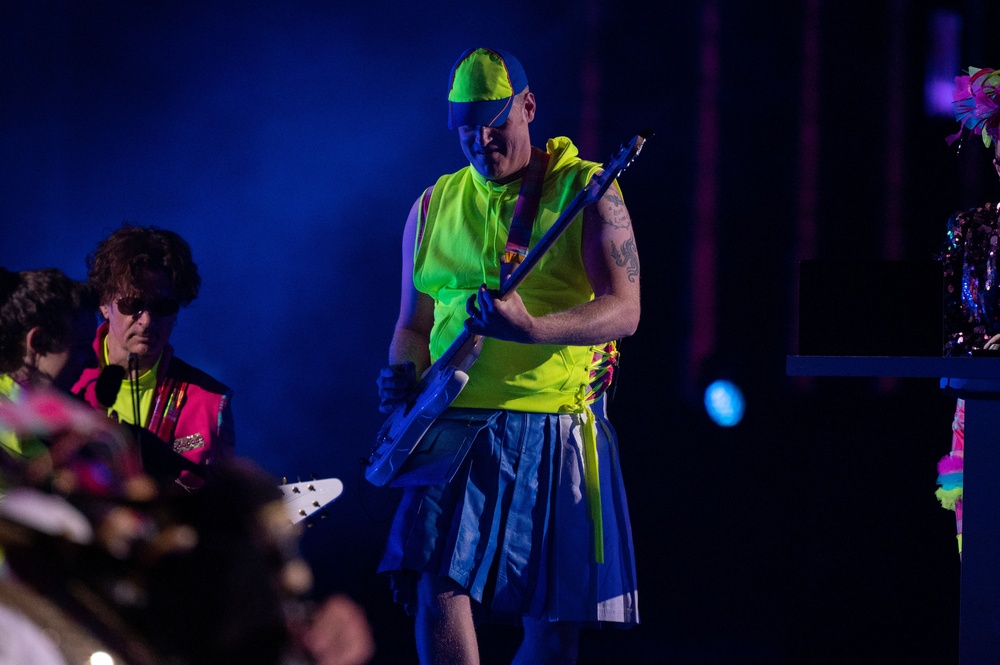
[3,1,999,662]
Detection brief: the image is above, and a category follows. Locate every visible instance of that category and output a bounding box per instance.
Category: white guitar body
[364,365,470,487]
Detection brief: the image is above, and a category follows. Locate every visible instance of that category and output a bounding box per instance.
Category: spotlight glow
[704,379,745,427]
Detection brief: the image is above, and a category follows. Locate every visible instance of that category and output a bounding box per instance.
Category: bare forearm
[522,293,640,346]
[388,326,432,374]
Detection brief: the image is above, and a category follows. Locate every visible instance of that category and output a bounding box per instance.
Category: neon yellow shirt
[102,337,159,427]
[415,137,609,412]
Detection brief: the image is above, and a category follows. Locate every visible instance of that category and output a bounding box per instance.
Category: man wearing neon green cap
[377,47,641,664]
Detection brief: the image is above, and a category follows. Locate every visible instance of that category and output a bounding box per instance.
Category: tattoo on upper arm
[611,236,640,282]
[600,190,631,229]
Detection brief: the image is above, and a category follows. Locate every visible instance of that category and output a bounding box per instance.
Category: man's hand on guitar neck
[376,361,417,414]
[464,284,537,343]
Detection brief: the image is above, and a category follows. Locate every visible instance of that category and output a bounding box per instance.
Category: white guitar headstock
[279,476,344,525]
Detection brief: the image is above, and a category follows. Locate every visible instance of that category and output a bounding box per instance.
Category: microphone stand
[127,353,143,469]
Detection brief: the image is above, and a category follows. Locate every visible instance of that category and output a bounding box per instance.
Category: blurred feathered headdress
[947,67,1000,149]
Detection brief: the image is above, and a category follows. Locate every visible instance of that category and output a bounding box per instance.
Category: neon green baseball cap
[447,47,528,129]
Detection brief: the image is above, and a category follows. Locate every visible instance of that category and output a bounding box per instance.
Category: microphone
[127,353,140,425]
[126,353,144,470]
[95,364,126,409]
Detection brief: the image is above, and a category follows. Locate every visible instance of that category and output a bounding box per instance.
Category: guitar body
[364,131,651,487]
[365,364,471,487]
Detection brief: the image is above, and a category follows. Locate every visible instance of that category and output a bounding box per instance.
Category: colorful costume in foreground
[72,321,234,485]
[936,399,964,555]
[0,389,324,665]
[379,137,639,625]
[0,375,46,462]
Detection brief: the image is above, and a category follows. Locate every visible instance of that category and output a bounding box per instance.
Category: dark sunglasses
[116,296,181,317]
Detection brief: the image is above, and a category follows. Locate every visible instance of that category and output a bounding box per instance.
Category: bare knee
[417,574,471,619]
[414,574,479,665]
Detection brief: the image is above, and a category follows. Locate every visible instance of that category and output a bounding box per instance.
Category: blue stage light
[704,379,745,427]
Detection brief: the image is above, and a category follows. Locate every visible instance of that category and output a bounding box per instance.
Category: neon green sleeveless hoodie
[414,136,608,412]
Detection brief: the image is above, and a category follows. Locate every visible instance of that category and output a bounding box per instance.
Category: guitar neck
[425,328,480,376]
[498,177,602,299]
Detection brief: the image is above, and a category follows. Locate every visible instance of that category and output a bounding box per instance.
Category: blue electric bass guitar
[364,131,652,487]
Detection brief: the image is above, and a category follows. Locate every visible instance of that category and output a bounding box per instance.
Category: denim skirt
[378,398,639,625]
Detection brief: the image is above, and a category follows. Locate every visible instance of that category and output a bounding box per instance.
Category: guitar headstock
[279,476,344,525]
[587,129,654,201]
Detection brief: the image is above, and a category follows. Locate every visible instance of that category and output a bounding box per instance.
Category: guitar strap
[148,375,188,447]
[500,147,550,283]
